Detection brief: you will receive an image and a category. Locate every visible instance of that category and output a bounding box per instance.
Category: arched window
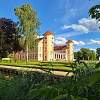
[61,55,62,59]
[59,54,60,59]
[57,54,58,59]
[55,54,56,59]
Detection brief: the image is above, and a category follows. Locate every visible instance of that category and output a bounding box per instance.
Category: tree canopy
[14,4,40,49]
[89,5,100,21]
[96,48,100,60]
[14,4,40,61]
[74,48,96,60]
[0,18,22,58]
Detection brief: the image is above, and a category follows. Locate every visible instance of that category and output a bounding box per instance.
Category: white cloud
[79,18,100,31]
[73,40,85,45]
[54,37,85,46]
[90,48,96,52]
[54,37,66,45]
[56,31,85,38]
[74,48,80,52]
[62,24,89,33]
[62,18,100,33]
[37,35,44,38]
[89,39,100,45]
[96,8,100,13]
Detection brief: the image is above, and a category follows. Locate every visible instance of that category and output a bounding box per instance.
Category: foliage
[0,61,100,100]
[89,5,100,21]
[0,18,22,59]
[96,48,100,60]
[74,51,83,60]
[14,4,40,61]
[90,50,96,60]
[74,48,96,60]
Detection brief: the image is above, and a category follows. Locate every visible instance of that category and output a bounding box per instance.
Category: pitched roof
[54,45,66,51]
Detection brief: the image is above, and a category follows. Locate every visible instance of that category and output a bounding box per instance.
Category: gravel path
[0,65,73,76]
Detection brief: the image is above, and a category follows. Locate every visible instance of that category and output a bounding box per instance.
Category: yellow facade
[37,38,43,61]
[15,31,74,62]
[43,31,54,61]
[66,40,74,63]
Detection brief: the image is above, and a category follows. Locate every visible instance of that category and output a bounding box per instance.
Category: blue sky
[0,0,100,51]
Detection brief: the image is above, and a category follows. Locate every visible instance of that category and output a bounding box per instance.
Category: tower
[43,31,54,61]
[66,40,74,63]
[37,38,43,61]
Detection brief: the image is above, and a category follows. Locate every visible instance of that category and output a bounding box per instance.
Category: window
[45,56,47,60]
[23,55,25,59]
[45,37,47,39]
[57,54,58,59]
[63,55,65,59]
[61,55,62,59]
[59,55,60,59]
[55,54,56,59]
[35,54,37,59]
[33,54,34,59]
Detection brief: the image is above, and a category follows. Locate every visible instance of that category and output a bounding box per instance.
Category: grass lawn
[0,60,72,72]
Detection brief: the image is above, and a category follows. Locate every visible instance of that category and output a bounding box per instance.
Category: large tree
[14,4,40,62]
[80,48,91,60]
[90,50,96,60]
[75,48,96,61]
[89,5,100,60]
[74,51,83,60]
[0,18,22,59]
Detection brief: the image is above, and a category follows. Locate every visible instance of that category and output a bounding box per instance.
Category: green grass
[0,63,99,100]
[0,60,72,71]
[0,61,100,100]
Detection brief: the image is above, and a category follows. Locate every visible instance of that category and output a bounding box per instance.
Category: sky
[0,0,100,51]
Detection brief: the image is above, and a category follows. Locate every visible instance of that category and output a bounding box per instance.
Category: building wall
[66,42,74,62]
[14,32,74,62]
[43,33,54,61]
[54,50,66,61]
[54,41,74,62]
[37,39,43,61]
[54,52,66,61]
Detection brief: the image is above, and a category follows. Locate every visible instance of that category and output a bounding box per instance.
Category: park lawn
[0,60,72,72]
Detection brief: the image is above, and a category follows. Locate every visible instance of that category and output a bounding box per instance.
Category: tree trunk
[13,51,16,63]
[26,44,29,63]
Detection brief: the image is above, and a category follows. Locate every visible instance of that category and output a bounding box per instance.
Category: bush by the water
[0,62,100,100]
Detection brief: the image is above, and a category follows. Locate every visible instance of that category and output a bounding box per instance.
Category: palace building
[15,31,74,62]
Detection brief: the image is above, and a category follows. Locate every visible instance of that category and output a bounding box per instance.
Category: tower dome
[44,31,53,36]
